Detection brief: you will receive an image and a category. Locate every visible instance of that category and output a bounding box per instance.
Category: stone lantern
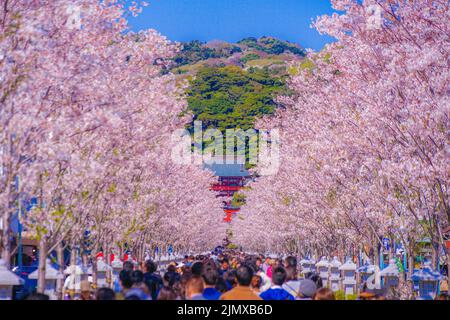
[300,257,315,278]
[111,255,123,272]
[357,259,376,290]
[80,264,92,284]
[111,255,123,291]
[96,257,112,289]
[0,259,24,300]
[329,256,342,292]
[125,253,138,269]
[411,261,443,300]
[339,259,357,296]
[380,259,399,289]
[28,258,63,300]
[315,257,330,287]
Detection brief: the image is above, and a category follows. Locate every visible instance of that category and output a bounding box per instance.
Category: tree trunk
[1,211,11,268]
[405,245,415,298]
[82,251,88,267]
[447,251,450,291]
[104,243,112,288]
[56,242,64,299]
[70,246,77,265]
[104,243,109,264]
[91,258,98,290]
[69,246,77,295]
[37,238,47,293]
[140,241,145,262]
[431,243,437,268]
[374,244,380,267]
[408,248,415,278]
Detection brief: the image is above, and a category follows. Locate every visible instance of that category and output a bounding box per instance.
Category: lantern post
[316,256,330,288]
[329,256,342,292]
[28,258,63,299]
[380,259,400,290]
[339,259,357,296]
[411,261,443,300]
[0,259,24,300]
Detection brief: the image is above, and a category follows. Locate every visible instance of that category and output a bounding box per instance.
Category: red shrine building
[204,157,251,223]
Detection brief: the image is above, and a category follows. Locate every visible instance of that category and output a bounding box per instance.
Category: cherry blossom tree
[1,0,223,294]
[236,0,449,290]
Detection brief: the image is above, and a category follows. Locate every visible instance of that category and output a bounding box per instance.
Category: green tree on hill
[238,36,305,56]
[172,40,241,67]
[186,65,285,133]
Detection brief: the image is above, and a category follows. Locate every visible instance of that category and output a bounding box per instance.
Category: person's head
[191,261,204,276]
[272,266,287,286]
[285,265,298,281]
[131,270,144,285]
[284,256,297,269]
[185,276,204,299]
[202,267,218,287]
[204,259,217,270]
[255,258,262,268]
[274,259,283,268]
[96,288,116,300]
[119,270,133,290]
[221,259,229,270]
[359,284,387,300]
[167,264,176,273]
[122,261,134,272]
[26,293,49,300]
[299,279,317,299]
[215,277,228,293]
[163,271,179,287]
[251,275,262,289]
[175,262,185,273]
[225,269,237,287]
[313,287,335,300]
[307,272,323,288]
[240,261,253,274]
[144,260,157,274]
[172,271,191,299]
[235,265,254,287]
[157,286,178,300]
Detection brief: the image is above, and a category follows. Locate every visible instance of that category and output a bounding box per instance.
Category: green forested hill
[186,65,285,132]
[174,37,304,133]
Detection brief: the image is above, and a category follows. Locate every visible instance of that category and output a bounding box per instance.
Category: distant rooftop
[203,156,249,177]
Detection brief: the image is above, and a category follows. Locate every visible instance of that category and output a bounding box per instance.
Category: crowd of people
[23,250,449,301]
[90,251,333,301]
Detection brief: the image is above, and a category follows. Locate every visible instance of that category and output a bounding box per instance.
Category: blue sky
[127,0,336,51]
